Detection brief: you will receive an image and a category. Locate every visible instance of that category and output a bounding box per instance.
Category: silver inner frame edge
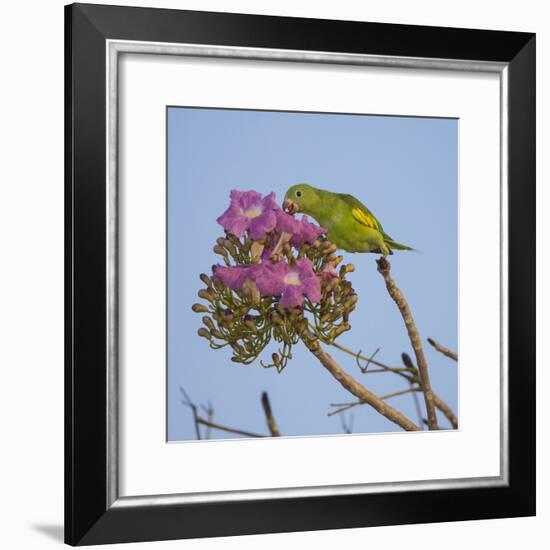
[106,40,509,508]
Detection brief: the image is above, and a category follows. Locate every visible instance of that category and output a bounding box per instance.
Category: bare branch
[433,395,458,429]
[381,387,422,400]
[328,401,361,417]
[180,387,201,440]
[340,412,354,434]
[261,392,281,437]
[328,387,421,417]
[401,354,424,428]
[402,353,458,429]
[181,388,270,439]
[355,347,380,373]
[427,337,458,362]
[196,417,266,438]
[332,342,415,377]
[331,346,457,430]
[200,401,214,439]
[302,337,420,431]
[376,258,438,430]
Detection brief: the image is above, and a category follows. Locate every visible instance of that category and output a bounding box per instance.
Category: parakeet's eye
[295,190,302,198]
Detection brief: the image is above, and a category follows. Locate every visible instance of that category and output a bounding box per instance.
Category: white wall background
[0,0,545,548]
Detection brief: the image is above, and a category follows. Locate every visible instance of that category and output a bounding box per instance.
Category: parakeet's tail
[384,238,414,252]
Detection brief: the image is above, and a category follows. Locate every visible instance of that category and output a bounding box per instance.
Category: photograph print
[167,106,458,441]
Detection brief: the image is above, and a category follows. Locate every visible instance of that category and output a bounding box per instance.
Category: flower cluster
[193,190,357,372]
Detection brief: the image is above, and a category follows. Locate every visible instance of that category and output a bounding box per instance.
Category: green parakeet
[283,183,413,256]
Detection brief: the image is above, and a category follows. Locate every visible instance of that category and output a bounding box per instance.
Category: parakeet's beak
[283,198,299,215]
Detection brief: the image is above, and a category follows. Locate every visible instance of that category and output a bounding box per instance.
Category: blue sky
[167,107,458,441]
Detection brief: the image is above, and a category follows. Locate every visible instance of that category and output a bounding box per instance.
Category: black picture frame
[65,3,535,545]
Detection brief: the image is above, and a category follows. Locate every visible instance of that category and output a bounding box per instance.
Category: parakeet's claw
[283,198,298,215]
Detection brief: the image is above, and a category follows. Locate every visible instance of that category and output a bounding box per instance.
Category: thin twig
[401,354,424,428]
[355,347,380,373]
[201,402,214,439]
[302,337,420,431]
[261,392,281,437]
[180,387,201,440]
[402,353,458,429]
[433,395,458,429]
[340,412,354,434]
[427,337,458,362]
[381,387,421,400]
[328,387,421,417]
[328,402,361,417]
[333,344,457,429]
[196,417,266,438]
[376,258,438,430]
[332,342,414,377]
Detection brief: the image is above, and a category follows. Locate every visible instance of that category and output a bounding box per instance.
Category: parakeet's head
[283,183,319,215]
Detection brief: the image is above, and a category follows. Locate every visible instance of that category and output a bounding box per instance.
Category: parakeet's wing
[336,193,385,233]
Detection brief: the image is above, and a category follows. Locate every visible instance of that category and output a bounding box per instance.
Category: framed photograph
[65,3,535,545]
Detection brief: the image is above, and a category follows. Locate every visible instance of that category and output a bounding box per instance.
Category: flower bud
[250,241,265,262]
[329,307,344,321]
[202,316,215,331]
[242,278,261,306]
[343,295,358,311]
[200,273,212,287]
[213,278,224,291]
[244,319,256,331]
[213,245,228,257]
[197,328,210,339]
[271,353,281,367]
[223,240,237,256]
[271,312,283,325]
[401,353,413,367]
[325,279,338,294]
[231,342,245,355]
[298,318,309,335]
[328,323,351,340]
[198,289,215,302]
[192,303,209,313]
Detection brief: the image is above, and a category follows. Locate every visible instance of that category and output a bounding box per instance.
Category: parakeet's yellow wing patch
[352,207,381,231]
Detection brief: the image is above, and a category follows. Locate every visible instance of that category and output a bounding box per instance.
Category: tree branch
[261,392,281,437]
[200,402,214,439]
[332,341,457,429]
[329,387,421,417]
[376,258,438,430]
[427,337,458,362]
[401,353,458,429]
[180,387,202,440]
[331,342,415,376]
[302,337,420,431]
[196,417,266,438]
[432,395,458,429]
